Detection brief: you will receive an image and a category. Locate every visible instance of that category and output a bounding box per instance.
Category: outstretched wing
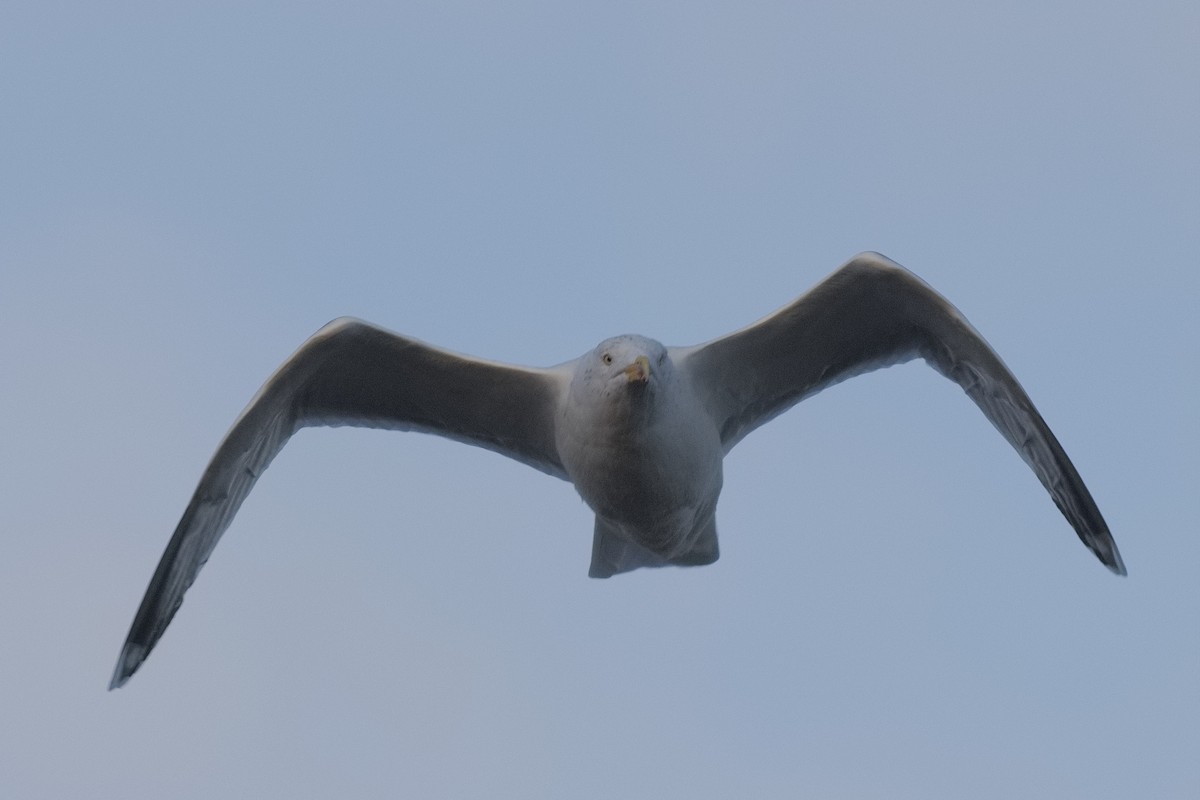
[111,318,569,688]
[678,252,1125,575]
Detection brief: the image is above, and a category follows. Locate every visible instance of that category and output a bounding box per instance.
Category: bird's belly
[568,439,722,555]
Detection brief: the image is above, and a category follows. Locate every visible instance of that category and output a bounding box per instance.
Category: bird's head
[571,335,671,419]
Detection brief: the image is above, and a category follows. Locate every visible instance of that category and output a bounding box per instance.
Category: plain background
[2,2,1197,797]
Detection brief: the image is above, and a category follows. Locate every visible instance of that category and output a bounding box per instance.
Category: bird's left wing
[677,252,1124,575]
[110,318,569,688]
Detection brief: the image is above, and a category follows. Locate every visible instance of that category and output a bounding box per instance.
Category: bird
[109,252,1125,690]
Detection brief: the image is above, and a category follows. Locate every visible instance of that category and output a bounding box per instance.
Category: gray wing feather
[110,318,567,689]
[680,252,1125,575]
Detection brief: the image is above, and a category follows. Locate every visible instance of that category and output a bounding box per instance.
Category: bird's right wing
[678,252,1125,575]
[110,318,569,689]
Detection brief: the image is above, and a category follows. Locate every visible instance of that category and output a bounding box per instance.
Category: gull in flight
[110,253,1125,689]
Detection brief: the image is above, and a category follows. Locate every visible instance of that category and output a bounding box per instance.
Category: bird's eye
[602,353,613,365]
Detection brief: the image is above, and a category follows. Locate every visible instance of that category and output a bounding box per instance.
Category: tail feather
[588,516,719,578]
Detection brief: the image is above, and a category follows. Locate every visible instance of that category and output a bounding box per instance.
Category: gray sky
[2,2,1197,797]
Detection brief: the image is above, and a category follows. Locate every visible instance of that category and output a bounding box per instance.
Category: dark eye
[602,353,613,365]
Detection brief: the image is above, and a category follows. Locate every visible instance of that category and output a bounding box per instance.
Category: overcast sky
[2,2,1197,798]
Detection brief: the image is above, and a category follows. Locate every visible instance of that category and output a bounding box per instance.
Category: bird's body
[558,335,724,573]
[110,252,1126,690]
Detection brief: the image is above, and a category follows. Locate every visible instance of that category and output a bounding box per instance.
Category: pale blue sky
[2,2,1197,797]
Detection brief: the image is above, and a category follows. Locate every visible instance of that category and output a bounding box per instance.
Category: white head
[569,334,672,421]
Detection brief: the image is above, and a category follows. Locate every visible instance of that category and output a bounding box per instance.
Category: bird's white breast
[556,372,723,555]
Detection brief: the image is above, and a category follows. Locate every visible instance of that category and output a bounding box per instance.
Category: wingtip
[1093,532,1127,577]
[108,643,146,691]
[1106,547,1128,577]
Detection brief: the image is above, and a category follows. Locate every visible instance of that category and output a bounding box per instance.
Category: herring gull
[109,252,1125,689]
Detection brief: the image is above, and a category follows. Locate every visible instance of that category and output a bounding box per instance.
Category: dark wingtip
[108,642,147,691]
[1105,543,1128,577]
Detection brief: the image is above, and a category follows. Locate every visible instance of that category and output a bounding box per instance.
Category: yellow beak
[624,355,651,384]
